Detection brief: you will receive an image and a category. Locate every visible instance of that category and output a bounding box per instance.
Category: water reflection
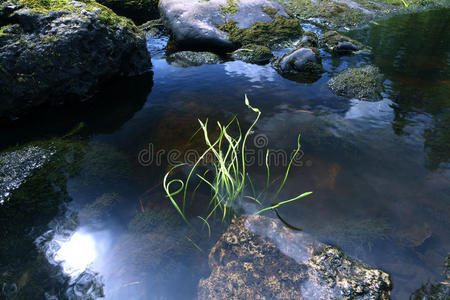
[55,231,98,277]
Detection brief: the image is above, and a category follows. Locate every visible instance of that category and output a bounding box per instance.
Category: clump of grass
[163,96,312,229]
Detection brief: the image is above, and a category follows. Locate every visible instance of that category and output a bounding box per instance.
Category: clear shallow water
[0,8,449,300]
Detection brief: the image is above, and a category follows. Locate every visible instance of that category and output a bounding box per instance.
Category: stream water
[0,8,449,300]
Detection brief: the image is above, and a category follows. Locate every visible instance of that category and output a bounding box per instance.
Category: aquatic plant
[163,96,312,228]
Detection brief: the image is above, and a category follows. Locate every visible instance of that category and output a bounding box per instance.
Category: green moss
[220,0,239,15]
[328,65,384,101]
[274,0,372,29]
[261,6,278,18]
[231,44,273,64]
[12,0,137,30]
[217,16,302,48]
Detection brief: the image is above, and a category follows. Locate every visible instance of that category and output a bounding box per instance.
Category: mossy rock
[231,44,273,64]
[159,0,303,50]
[328,65,384,101]
[217,16,302,49]
[296,30,318,47]
[96,0,159,25]
[320,30,363,55]
[0,0,151,117]
[273,46,324,83]
[274,0,381,30]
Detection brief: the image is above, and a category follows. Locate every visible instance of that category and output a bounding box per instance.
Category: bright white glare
[55,232,97,277]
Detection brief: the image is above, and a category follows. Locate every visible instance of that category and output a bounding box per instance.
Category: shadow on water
[0,72,154,149]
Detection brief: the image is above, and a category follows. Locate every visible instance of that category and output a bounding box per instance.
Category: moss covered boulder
[198,215,392,299]
[159,0,302,50]
[0,0,151,118]
[297,30,319,48]
[328,65,384,101]
[321,30,363,55]
[231,44,273,64]
[96,0,159,24]
[273,46,324,82]
[274,0,450,30]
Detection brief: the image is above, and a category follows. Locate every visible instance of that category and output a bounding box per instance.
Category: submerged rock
[79,193,123,225]
[321,31,363,55]
[231,44,273,64]
[410,255,450,299]
[96,0,159,24]
[159,0,302,50]
[328,65,384,101]
[0,0,151,117]
[198,215,392,299]
[167,51,220,67]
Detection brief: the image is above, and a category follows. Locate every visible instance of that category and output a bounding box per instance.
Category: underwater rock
[159,0,302,50]
[410,255,450,299]
[328,65,384,101]
[0,146,53,204]
[79,193,122,225]
[96,0,159,24]
[167,51,220,67]
[395,222,432,248]
[0,0,151,118]
[198,215,392,299]
[231,44,273,64]
[320,31,363,55]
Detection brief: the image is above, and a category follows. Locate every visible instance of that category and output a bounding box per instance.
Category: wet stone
[198,215,392,299]
[167,51,220,67]
[0,146,53,204]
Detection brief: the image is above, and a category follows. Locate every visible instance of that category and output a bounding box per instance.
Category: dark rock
[298,30,319,48]
[159,0,302,50]
[231,44,273,64]
[96,0,159,25]
[328,65,384,101]
[198,215,392,299]
[411,255,450,299]
[167,51,220,67]
[273,47,324,82]
[0,0,151,117]
[321,30,363,55]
